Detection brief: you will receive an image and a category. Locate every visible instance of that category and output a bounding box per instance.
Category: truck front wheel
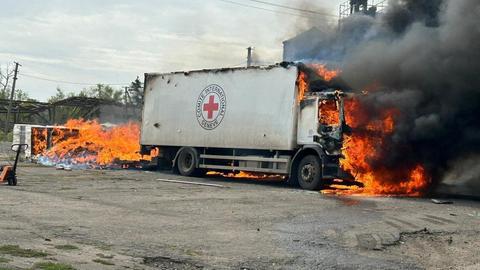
[297,155,323,190]
[176,147,200,177]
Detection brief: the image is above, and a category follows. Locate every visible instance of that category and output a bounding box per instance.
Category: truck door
[297,97,319,145]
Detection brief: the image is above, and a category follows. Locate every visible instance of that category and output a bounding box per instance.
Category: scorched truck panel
[141,65,298,150]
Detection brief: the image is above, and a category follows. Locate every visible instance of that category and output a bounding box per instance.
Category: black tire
[7,176,14,186]
[286,174,299,187]
[12,176,17,186]
[297,155,323,190]
[176,148,199,176]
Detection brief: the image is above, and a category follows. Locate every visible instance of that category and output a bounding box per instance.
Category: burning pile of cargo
[32,119,156,169]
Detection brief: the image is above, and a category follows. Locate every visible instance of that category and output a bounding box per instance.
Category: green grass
[92,259,114,266]
[53,245,79,251]
[32,262,76,270]
[0,257,10,263]
[0,245,48,258]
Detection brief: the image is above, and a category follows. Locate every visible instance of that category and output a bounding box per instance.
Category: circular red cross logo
[196,84,226,130]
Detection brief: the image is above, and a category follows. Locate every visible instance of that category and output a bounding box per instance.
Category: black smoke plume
[293,0,480,192]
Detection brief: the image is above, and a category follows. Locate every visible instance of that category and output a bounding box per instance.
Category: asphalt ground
[0,165,478,269]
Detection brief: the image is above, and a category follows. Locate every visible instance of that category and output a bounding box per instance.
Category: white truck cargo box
[141,65,299,150]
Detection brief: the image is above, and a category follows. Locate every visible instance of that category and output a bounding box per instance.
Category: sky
[0,0,342,101]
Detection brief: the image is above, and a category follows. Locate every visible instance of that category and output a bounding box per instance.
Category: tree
[0,63,32,102]
[0,63,14,99]
[79,84,123,102]
[15,89,30,101]
[128,76,144,107]
[48,87,73,103]
[45,88,93,124]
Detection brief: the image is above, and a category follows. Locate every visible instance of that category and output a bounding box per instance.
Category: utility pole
[247,47,253,67]
[4,62,21,133]
[124,86,129,116]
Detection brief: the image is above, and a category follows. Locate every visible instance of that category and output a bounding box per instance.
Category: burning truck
[140,62,350,190]
[17,62,429,195]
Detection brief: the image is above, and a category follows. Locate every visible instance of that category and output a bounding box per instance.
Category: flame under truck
[140,63,348,190]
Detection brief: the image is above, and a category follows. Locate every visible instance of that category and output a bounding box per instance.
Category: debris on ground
[431,199,454,204]
[156,178,227,188]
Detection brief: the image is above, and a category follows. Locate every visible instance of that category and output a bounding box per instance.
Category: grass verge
[33,262,76,270]
[0,245,48,258]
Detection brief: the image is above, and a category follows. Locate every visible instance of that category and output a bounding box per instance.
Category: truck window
[319,99,340,126]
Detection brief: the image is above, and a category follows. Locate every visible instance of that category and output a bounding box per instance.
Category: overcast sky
[1,0,342,101]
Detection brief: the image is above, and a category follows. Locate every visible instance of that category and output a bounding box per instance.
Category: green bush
[0,131,13,142]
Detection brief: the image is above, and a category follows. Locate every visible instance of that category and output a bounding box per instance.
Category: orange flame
[319,99,340,126]
[328,98,431,196]
[309,64,341,82]
[39,119,155,167]
[296,71,308,104]
[296,64,340,104]
[206,171,284,180]
[32,128,48,155]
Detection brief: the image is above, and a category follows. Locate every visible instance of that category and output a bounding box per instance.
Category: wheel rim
[181,152,194,172]
[301,163,315,183]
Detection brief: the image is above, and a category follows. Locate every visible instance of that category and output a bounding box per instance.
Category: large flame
[32,128,48,155]
[319,99,340,126]
[296,64,340,104]
[36,119,155,168]
[295,64,430,196]
[296,71,308,104]
[308,63,341,82]
[330,98,431,196]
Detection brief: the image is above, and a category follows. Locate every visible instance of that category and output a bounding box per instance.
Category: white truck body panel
[12,124,65,158]
[297,97,319,145]
[141,65,300,150]
[12,124,34,158]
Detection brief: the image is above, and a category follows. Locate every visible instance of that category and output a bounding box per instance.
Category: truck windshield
[319,99,340,126]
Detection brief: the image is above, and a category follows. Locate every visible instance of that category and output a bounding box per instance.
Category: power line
[244,0,337,17]
[20,72,129,86]
[218,0,315,18]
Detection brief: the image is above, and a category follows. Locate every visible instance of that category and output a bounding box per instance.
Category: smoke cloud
[291,0,480,192]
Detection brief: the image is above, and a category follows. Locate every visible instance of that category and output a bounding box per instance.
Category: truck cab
[293,90,348,189]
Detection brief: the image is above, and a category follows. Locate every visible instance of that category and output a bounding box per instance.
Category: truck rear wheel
[297,155,323,190]
[176,147,199,177]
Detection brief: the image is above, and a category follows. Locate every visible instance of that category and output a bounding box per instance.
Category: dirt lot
[0,164,479,270]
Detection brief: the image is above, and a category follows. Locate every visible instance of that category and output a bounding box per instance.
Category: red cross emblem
[196,84,226,130]
[203,95,219,119]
